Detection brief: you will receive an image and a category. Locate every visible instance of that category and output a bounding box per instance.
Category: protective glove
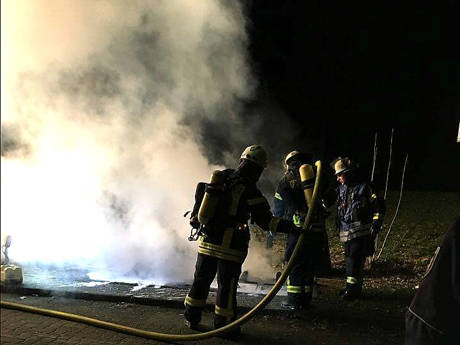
[289,224,304,235]
[190,215,200,229]
[292,222,314,235]
[370,220,382,238]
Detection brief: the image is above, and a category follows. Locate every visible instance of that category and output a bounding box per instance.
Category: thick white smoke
[1,0,270,284]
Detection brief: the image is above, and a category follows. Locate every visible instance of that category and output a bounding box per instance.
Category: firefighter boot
[184,305,201,330]
[342,282,362,301]
[303,290,313,309]
[214,315,241,339]
[282,292,305,310]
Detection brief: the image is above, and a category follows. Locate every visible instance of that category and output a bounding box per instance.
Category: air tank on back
[198,170,226,225]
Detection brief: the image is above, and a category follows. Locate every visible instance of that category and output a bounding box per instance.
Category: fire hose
[1,161,322,342]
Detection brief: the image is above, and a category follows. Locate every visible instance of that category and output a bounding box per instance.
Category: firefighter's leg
[342,239,365,301]
[283,234,308,309]
[318,229,332,277]
[214,259,242,337]
[305,232,325,305]
[184,253,217,327]
[302,233,320,307]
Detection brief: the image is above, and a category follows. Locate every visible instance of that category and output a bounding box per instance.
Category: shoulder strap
[224,169,250,191]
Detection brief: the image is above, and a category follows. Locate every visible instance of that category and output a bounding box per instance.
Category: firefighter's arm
[190,182,206,228]
[368,184,385,236]
[322,186,338,209]
[248,191,299,234]
[273,181,286,218]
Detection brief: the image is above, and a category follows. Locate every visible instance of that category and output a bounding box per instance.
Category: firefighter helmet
[331,157,355,175]
[240,145,267,168]
[284,150,312,167]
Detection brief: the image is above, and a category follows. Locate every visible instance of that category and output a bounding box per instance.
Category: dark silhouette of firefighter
[405,217,460,345]
[323,157,385,300]
[184,145,301,336]
[273,150,331,309]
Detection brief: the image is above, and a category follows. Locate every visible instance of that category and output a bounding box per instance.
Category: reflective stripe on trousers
[340,223,371,242]
[184,295,206,308]
[287,277,312,294]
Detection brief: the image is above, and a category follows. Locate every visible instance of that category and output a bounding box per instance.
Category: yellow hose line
[1,161,322,341]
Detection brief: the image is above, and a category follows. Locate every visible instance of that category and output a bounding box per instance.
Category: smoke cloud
[2,0,296,284]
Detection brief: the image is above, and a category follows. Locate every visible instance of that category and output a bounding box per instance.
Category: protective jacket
[195,169,293,263]
[335,182,384,242]
[274,174,308,228]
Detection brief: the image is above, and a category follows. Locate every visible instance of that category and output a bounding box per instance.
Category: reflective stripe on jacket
[337,182,383,242]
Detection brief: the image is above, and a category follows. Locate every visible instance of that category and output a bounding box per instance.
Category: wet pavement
[1,263,406,327]
[1,264,406,344]
[1,292,405,345]
[1,264,292,314]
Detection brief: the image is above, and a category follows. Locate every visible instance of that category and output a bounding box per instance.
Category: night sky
[247,2,460,192]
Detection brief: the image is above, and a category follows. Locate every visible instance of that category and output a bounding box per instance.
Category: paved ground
[1,292,404,345]
[1,264,290,312]
[1,264,407,344]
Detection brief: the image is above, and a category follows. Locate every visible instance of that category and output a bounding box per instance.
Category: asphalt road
[1,293,404,345]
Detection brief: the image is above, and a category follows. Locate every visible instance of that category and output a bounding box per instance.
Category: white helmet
[285,150,301,166]
[284,150,312,167]
[331,157,356,175]
[240,145,267,168]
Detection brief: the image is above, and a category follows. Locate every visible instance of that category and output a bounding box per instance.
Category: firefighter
[274,150,330,309]
[405,217,460,345]
[323,157,385,301]
[184,145,302,336]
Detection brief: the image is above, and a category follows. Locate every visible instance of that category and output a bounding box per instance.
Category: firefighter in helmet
[273,150,330,309]
[184,145,302,336]
[323,157,385,301]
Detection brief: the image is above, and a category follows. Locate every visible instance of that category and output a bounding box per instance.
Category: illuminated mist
[1,0,290,284]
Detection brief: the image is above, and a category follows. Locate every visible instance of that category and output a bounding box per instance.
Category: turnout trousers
[284,232,323,306]
[343,235,374,293]
[184,253,243,327]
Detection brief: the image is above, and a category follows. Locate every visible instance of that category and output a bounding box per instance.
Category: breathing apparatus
[186,170,227,241]
[299,164,315,209]
[187,145,268,241]
[198,170,227,225]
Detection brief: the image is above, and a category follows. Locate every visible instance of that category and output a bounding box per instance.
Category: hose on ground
[1,161,322,341]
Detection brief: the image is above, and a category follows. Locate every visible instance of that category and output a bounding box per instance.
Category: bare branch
[376,153,408,261]
[371,132,378,183]
[384,128,394,200]
[370,132,379,264]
